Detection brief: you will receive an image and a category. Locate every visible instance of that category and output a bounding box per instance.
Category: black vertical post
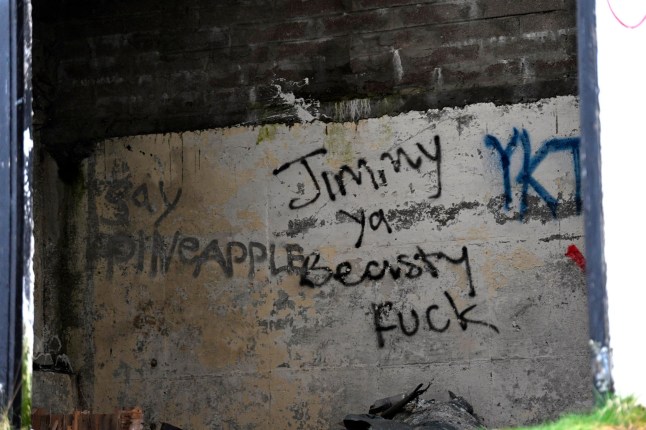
[0,0,28,426]
[576,0,613,398]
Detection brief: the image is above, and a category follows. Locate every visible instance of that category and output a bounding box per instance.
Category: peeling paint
[280,216,318,238]
[334,98,371,122]
[539,233,582,243]
[385,200,481,231]
[392,48,404,83]
[487,195,581,224]
[324,123,354,167]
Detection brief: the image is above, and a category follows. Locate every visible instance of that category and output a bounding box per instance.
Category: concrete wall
[31,2,587,425]
[50,96,591,428]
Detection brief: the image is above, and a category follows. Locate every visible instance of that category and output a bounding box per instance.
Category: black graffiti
[337,208,392,248]
[100,180,182,227]
[373,303,397,346]
[100,179,132,226]
[272,148,327,209]
[104,232,137,278]
[443,291,499,333]
[192,241,304,278]
[132,183,154,213]
[381,136,443,197]
[372,291,498,348]
[151,229,180,276]
[155,181,182,227]
[299,250,427,288]
[398,309,420,336]
[101,231,474,293]
[104,230,181,278]
[102,232,306,280]
[424,246,475,297]
[321,159,386,203]
[426,305,450,333]
[300,246,473,291]
[273,136,441,209]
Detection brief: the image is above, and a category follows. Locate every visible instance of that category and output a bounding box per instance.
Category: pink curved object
[607,0,646,28]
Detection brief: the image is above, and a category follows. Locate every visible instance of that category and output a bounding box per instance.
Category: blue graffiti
[484,128,522,210]
[485,128,580,219]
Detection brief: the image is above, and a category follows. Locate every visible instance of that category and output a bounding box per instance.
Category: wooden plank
[31,410,136,430]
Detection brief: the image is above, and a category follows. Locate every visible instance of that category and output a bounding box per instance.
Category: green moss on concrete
[256,124,278,145]
[20,341,31,430]
[324,124,354,165]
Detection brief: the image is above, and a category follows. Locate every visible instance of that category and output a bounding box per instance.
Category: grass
[1,404,14,430]
[1,340,32,430]
[506,396,646,430]
[1,408,9,430]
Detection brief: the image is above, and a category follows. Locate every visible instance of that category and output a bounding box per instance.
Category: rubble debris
[344,386,486,430]
[381,383,430,419]
[344,414,413,429]
[369,393,408,415]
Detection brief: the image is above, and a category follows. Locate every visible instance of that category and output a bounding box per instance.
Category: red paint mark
[565,245,586,271]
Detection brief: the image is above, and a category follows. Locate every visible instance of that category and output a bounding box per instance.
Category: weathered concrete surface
[32,145,95,409]
[52,96,590,428]
[32,371,78,414]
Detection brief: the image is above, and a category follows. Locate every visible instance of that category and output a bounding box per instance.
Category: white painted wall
[597,0,646,404]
